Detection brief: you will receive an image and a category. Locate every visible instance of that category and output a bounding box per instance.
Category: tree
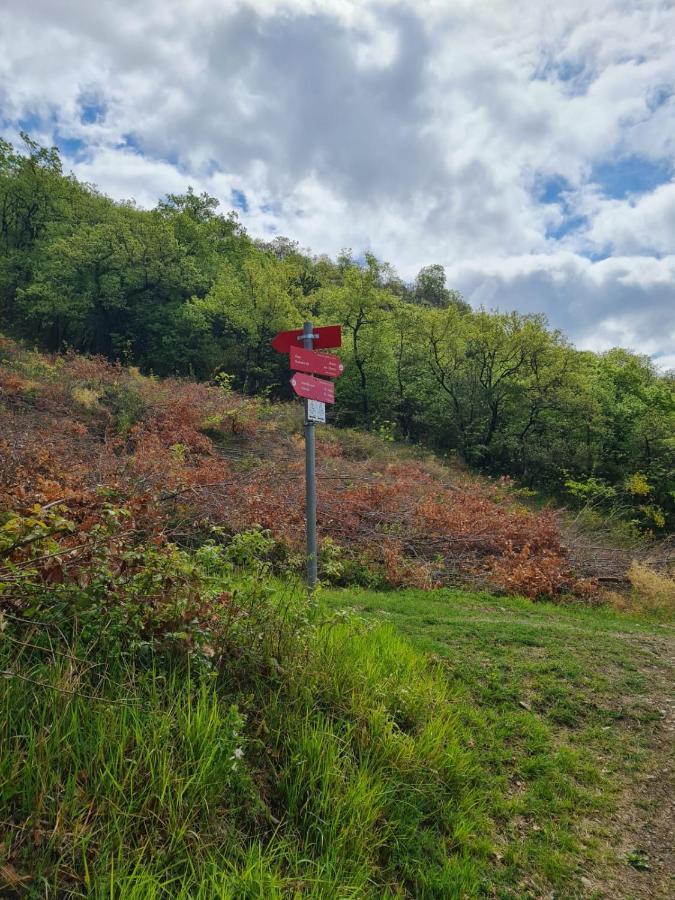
[413,263,469,312]
[17,207,200,359]
[318,255,396,424]
[195,249,306,392]
[0,134,73,326]
[157,187,219,223]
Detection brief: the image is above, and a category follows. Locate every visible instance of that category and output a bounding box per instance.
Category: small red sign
[272,325,341,353]
[290,373,335,404]
[290,346,344,378]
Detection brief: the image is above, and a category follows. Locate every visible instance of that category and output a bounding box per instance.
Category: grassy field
[322,587,674,898]
[1,584,672,898]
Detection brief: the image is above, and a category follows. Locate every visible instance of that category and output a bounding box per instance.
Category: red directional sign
[290,373,335,404]
[290,346,344,378]
[272,324,341,353]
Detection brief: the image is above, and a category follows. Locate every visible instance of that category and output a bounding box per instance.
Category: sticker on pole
[290,346,344,378]
[272,325,341,353]
[307,399,326,423]
[290,373,335,404]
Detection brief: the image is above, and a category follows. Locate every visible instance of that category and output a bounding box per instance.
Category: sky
[1,0,674,369]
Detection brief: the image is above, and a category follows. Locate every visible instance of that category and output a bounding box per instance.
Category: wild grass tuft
[628,560,675,615]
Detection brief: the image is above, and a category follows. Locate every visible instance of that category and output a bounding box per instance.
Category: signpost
[290,346,344,378]
[271,324,341,353]
[290,372,335,404]
[272,321,343,590]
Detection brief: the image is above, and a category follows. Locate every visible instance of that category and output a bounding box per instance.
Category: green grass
[322,587,674,896]
[0,606,488,897]
[1,586,672,897]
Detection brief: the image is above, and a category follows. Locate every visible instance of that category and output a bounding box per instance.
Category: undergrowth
[3,568,648,898]
[0,590,490,898]
[0,513,667,896]
[627,560,675,616]
[0,334,603,599]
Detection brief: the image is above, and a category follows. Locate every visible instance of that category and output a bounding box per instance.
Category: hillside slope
[1,584,672,897]
[2,133,673,535]
[0,335,640,600]
[1,338,673,897]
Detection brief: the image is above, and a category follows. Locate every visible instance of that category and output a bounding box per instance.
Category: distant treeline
[1,133,673,530]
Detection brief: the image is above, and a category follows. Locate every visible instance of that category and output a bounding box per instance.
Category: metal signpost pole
[273,321,341,589]
[302,321,318,590]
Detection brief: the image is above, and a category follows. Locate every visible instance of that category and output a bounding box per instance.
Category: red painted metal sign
[290,346,344,378]
[290,373,335,404]
[272,324,341,353]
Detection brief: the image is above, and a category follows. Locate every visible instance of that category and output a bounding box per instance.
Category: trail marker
[271,324,341,353]
[290,345,344,378]
[272,322,343,590]
[307,400,326,423]
[290,372,335,404]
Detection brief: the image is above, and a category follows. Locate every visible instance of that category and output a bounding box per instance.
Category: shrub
[224,526,275,568]
[628,561,675,615]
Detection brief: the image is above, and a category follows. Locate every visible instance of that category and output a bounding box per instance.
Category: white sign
[307,399,326,423]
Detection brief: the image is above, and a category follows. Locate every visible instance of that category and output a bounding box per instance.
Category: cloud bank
[1,0,674,365]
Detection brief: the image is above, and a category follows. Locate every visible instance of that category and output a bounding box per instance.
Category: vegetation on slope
[0,335,612,599]
[1,134,673,531]
[0,587,488,897]
[323,587,674,898]
[0,339,672,897]
[0,128,672,895]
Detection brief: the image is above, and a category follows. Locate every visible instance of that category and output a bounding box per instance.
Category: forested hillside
[1,133,673,530]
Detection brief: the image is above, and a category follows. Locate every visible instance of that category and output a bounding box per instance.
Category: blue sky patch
[647,84,673,112]
[15,114,88,160]
[537,174,572,204]
[591,155,672,199]
[532,57,594,96]
[545,213,587,241]
[555,59,585,83]
[120,133,144,154]
[17,113,45,135]
[79,98,106,125]
[231,189,249,213]
[55,133,86,158]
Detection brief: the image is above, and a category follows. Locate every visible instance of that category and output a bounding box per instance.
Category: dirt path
[592,631,674,899]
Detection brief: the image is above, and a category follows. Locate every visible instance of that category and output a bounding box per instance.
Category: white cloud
[449,252,675,362]
[578,181,675,255]
[72,149,219,210]
[654,353,675,372]
[1,0,674,362]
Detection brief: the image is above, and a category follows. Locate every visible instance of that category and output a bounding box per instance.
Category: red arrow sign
[290,346,344,378]
[272,324,341,353]
[290,373,335,404]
